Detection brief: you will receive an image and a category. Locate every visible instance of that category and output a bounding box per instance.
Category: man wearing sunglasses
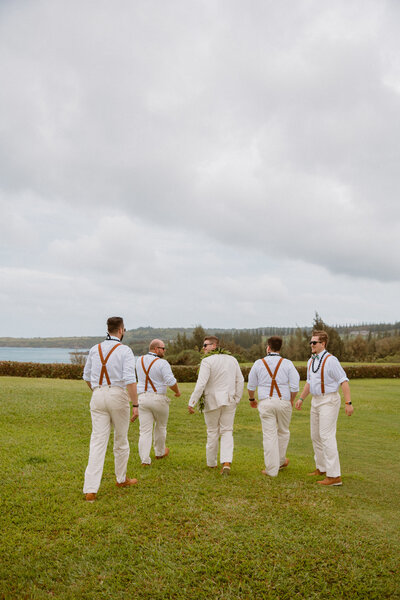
[188,336,244,475]
[295,330,354,486]
[136,339,181,466]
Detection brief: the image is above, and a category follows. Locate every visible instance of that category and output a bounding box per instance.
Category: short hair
[149,339,163,351]
[313,330,329,346]
[204,335,219,346]
[107,316,124,334]
[267,336,282,351]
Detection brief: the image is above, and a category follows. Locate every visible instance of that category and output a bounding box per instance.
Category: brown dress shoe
[116,478,138,487]
[85,493,96,502]
[279,458,290,470]
[307,468,326,476]
[317,476,342,486]
[155,447,170,460]
[221,462,231,475]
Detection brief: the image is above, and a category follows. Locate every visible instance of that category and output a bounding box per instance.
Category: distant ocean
[0,347,88,364]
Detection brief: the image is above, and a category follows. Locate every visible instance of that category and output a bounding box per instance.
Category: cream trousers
[83,386,131,494]
[203,403,237,466]
[310,391,341,478]
[258,397,292,477]
[138,391,170,464]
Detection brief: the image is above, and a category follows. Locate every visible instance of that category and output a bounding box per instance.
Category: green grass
[0,377,399,599]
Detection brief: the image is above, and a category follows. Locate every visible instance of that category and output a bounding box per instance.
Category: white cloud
[0,0,399,336]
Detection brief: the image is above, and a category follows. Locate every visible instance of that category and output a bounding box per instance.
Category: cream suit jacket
[189,354,244,412]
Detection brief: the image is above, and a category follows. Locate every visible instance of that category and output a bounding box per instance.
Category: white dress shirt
[83,337,136,389]
[136,353,177,394]
[307,352,348,396]
[189,353,244,412]
[247,355,300,401]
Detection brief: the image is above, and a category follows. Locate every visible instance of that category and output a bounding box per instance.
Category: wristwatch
[345,401,352,405]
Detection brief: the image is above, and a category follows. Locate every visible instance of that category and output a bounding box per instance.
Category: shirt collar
[107,335,120,342]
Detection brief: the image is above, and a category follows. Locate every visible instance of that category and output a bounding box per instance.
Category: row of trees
[165,315,400,364]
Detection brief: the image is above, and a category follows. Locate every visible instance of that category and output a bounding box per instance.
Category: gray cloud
[1,0,399,335]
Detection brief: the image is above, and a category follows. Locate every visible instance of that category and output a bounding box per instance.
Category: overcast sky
[1,0,400,338]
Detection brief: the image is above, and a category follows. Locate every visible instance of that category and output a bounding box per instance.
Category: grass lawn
[0,377,399,599]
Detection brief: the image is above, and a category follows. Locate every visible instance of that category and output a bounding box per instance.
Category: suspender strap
[320,354,331,394]
[141,356,160,392]
[98,343,121,386]
[261,357,284,398]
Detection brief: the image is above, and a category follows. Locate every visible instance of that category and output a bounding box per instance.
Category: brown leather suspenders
[98,343,122,386]
[141,356,160,392]
[261,357,284,398]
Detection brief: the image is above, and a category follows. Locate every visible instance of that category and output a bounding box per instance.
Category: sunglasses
[310,341,320,346]
[203,343,213,348]
[157,346,166,350]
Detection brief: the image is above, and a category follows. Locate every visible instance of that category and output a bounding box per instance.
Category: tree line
[164,315,400,364]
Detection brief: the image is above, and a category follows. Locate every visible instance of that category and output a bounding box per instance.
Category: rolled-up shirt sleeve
[328,358,349,385]
[247,362,259,391]
[82,351,93,382]
[122,348,137,385]
[161,361,177,387]
[288,362,300,392]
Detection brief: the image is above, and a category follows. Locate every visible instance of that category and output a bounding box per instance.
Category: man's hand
[249,399,257,408]
[130,406,139,422]
[174,391,181,397]
[345,404,354,416]
[188,406,195,414]
[295,399,303,410]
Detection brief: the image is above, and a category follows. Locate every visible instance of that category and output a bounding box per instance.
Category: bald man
[136,339,181,465]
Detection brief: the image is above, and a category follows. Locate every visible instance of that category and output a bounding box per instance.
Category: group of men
[82,317,353,502]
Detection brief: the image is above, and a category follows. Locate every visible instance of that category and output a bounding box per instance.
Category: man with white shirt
[136,339,181,465]
[295,330,354,486]
[248,336,300,477]
[188,336,244,475]
[83,317,139,502]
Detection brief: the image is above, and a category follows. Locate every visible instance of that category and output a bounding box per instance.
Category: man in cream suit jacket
[188,336,244,475]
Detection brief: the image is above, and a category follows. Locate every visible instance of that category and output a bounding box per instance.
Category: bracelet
[298,398,304,402]
[249,398,255,402]
[132,404,139,407]
[345,401,352,405]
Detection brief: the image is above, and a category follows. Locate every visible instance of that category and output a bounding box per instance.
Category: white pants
[258,397,292,476]
[83,386,131,494]
[203,404,237,466]
[138,392,170,464]
[310,392,341,478]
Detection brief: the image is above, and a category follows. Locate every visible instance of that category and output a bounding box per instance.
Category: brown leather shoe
[155,447,170,460]
[85,493,96,502]
[317,476,342,486]
[221,462,231,475]
[141,463,151,467]
[116,478,138,487]
[307,468,326,476]
[279,458,290,470]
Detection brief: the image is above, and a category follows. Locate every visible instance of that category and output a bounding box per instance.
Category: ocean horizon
[0,347,88,364]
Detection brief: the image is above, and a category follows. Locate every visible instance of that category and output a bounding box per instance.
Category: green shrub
[0,361,83,380]
[0,361,398,382]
